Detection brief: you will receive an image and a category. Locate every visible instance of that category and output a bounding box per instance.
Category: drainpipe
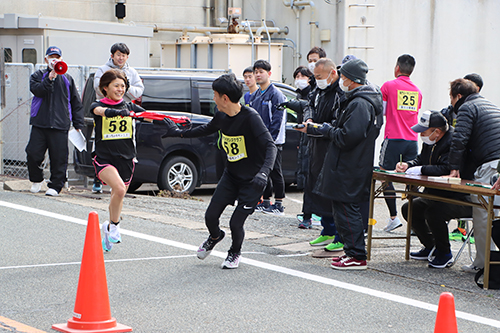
[283,0,317,49]
[204,0,211,27]
[261,0,267,22]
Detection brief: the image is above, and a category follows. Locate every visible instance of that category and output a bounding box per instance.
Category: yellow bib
[221,133,247,162]
[102,116,133,140]
[397,90,419,112]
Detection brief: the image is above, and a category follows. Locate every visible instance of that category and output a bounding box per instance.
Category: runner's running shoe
[384,216,403,232]
[298,219,312,229]
[92,183,103,194]
[263,204,285,216]
[108,222,121,243]
[197,230,225,260]
[255,201,270,212]
[449,228,466,241]
[221,252,241,269]
[101,221,113,252]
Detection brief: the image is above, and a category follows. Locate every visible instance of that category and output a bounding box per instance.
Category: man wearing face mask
[294,58,345,251]
[306,47,326,89]
[396,111,472,268]
[448,78,500,273]
[306,58,383,269]
[26,46,84,196]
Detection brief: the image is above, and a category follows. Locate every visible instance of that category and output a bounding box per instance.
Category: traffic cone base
[52,320,132,333]
[52,212,133,332]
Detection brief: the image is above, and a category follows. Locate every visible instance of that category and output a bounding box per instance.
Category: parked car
[74,72,301,194]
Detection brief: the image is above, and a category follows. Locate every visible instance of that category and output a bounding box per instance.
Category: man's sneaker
[410,247,432,260]
[263,204,285,216]
[197,230,226,260]
[325,241,344,252]
[309,235,335,246]
[428,252,454,268]
[221,252,241,269]
[45,188,59,197]
[108,222,121,243]
[255,201,270,212]
[332,254,348,263]
[101,221,113,252]
[298,219,312,229]
[92,183,103,194]
[30,182,43,193]
[449,228,466,241]
[383,216,403,232]
[461,264,481,273]
[331,256,367,270]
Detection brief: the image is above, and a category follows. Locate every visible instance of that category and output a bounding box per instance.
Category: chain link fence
[0,63,88,181]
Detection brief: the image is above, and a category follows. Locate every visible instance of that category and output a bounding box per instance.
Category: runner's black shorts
[379,139,418,170]
[211,172,264,214]
[93,155,135,186]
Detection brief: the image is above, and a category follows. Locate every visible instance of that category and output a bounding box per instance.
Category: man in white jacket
[94,43,144,102]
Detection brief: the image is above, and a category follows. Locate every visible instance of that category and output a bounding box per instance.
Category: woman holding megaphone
[26,46,84,196]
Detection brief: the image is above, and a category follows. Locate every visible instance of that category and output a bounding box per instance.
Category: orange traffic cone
[434,292,458,333]
[52,211,132,333]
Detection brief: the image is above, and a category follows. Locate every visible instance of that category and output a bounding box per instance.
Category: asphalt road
[1,184,499,332]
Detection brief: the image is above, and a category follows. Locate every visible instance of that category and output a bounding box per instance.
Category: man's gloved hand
[306,122,331,137]
[406,166,422,175]
[280,99,308,113]
[161,118,179,137]
[278,101,289,110]
[104,108,130,118]
[252,172,268,191]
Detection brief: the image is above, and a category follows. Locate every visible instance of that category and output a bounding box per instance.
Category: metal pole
[0,48,4,175]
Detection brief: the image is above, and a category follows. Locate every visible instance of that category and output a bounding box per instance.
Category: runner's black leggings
[205,200,250,254]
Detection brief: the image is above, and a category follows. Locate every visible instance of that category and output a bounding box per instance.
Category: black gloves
[252,172,268,191]
[306,122,332,137]
[161,118,180,137]
[104,108,130,118]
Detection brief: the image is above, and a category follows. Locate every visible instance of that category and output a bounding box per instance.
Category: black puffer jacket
[448,94,500,176]
[312,83,383,203]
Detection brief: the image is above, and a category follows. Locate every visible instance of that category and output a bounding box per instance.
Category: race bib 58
[222,133,247,162]
[102,116,133,140]
[397,90,419,112]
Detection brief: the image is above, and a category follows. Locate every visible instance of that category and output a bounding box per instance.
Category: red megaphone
[51,59,68,75]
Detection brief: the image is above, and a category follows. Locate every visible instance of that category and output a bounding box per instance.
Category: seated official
[396,111,472,268]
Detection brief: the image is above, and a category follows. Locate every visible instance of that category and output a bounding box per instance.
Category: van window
[4,48,12,63]
[199,86,216,117]
[22,48,36,65]
[141,78,191,112]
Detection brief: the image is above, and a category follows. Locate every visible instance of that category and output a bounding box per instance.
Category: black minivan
[74,72,301,194]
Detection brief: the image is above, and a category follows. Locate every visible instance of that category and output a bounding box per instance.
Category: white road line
[0,255,196,271]
[1,199,499,329]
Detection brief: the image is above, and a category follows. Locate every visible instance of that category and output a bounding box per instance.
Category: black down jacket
[448,94,500,175]
[311,83,383,203]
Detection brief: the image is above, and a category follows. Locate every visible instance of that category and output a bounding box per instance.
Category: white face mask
[308,61,316,72]
[339,77,350,92]
[295,79,309,90]
[316,72,331,90]
[421,129,437,145]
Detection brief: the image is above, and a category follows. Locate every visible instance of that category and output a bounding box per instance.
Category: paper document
[69,128,86,152]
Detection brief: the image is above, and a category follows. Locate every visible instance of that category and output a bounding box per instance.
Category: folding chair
[428,218,474,266]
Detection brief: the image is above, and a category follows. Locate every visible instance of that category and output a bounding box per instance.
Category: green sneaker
[449,228,465,241]
[309,235,335,246]
[325,241,344,252]
[466,235,475,244]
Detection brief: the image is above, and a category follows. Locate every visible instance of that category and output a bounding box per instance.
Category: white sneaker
[461,264,481,273]
[30,182,43,193]
[108,222,122,243]
[45,188,59,196]
[221,252,241,269]
[384,216,402,232]
[101,221,113,252]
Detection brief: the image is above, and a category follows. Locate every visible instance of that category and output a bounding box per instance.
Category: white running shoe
[221,252,241,269]
[101,221,113,252]
[384,216,402,232]
[108,222,122,243]
[461,264,481,273]
[45,188,59,196]
[197,230,225,260]
[30,182,43,193]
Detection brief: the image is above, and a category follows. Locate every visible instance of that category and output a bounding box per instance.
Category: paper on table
[68,128,86,152]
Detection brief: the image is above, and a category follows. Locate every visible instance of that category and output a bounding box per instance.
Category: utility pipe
[154,24,285,35]
[283,0,317,49]
[261,0,267,23]
[204,0,211,27]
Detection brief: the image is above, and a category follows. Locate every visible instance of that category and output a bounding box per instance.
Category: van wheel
[158,156,198,194]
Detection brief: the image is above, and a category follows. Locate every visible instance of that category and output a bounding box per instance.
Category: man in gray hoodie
[94,43,144,102]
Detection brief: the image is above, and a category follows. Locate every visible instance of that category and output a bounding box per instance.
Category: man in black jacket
[448,78,500,273]
[397,111,472,268]
[307,59,383,270]
[26,46,84,196]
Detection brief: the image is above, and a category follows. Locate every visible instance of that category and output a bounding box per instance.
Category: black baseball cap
[411,111,447,133]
